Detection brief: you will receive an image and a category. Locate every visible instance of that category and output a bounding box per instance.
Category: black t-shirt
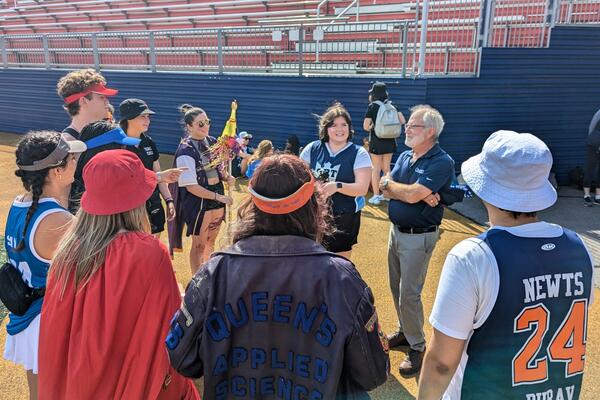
[364,100,399,135]
[133,133,160,171]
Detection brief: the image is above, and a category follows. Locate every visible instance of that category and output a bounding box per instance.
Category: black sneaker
[399,348,425,378]
[387,331,409,348]
[584,196,593,207]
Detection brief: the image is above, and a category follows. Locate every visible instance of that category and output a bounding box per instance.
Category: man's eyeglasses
[197,119,211,128]
[405,123,426,130]
[243,138,250,141]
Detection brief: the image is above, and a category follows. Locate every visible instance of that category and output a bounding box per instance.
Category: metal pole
[482,0,496,47]
[217,29,224,74]
[566,0,573,23]
[91,33,100,71]
[148,31,157,72]
[444,47,450,75]
[417,0,430,76]
[540,0,552,47]
[42,35,50,70]
[412,0,420,77]
[0,36,7,68]
[356,0,360,21]
[298,25,304,76]
[401,23,408,78]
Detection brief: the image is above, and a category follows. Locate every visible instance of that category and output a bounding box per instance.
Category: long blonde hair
[248,140,273,164]
[50,204,150,297]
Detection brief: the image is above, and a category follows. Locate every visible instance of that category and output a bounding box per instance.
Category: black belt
[396,225,438,234]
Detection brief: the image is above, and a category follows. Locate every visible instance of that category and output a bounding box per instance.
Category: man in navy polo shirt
[379,104,455,377]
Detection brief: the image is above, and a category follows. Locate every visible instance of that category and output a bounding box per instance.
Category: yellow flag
[220,100,237,139]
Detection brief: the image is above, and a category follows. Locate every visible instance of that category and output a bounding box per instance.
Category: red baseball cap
[63,83,119,105]
[81,149,157,216]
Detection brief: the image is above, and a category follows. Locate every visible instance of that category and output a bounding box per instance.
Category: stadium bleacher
[0,0,598,74]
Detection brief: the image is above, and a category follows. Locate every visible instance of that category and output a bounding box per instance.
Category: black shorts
[323,211,362,253]
[369,134,396,155]
[146,190,166,234]
[204,182,226,211]
[182,182,225,237]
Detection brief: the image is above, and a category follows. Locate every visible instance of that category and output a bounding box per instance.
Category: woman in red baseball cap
[38,150,199,400]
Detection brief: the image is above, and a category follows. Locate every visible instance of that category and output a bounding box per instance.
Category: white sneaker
[381,194,390,202]
[368,195,381,205]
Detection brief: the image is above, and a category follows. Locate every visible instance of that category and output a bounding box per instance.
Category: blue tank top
[4,197,67,335]
[308,141,365,214]
[461,228,593,399]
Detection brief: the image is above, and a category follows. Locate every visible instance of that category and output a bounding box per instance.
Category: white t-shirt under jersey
[429,221,595,400]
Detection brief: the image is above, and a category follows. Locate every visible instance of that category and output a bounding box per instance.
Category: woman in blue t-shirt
[245,140,274,179]
[3,131,85,399]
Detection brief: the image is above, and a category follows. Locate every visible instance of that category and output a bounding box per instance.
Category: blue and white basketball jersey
[4,198,67,335]
[461,228,593,399]
[308,141,364,214]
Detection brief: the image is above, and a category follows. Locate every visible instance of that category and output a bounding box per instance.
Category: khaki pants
[387,224,440,351]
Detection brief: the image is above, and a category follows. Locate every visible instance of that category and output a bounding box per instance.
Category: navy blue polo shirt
[388,143,454,227]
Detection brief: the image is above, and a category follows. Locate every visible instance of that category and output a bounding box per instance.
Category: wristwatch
[381,178,390,190]
[336,182,343,190]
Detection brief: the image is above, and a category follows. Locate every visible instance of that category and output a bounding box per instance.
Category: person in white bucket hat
[418,130,594,400]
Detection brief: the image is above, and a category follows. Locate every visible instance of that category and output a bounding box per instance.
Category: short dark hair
[317,102,354,143]
[74,121,121,201]
[231,154,333,243]
[500,209,538,219]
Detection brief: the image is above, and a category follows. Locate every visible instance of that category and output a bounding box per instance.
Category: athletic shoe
[399,348,425,378]
[595,197,600,205]
[368,195,382,205]
[584,196,593,207]
[381,195,390,202]
[387,331,409,348]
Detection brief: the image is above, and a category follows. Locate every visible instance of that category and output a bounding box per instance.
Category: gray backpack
[373,100,401,139]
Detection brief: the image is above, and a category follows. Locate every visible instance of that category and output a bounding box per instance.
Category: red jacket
[39,231,199,400]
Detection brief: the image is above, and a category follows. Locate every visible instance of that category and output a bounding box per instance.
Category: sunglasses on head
[197,118,211,128]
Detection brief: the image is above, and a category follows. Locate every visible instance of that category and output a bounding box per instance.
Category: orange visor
[248,175,315,215]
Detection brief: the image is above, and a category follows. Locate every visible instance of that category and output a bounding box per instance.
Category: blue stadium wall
[0,25,598,183]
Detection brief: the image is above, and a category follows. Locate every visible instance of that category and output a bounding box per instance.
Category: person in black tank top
[363,82,406,206]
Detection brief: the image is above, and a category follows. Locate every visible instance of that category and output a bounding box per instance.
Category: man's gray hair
[410,104,445,139]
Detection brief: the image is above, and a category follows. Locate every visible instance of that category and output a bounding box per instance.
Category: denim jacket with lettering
[166,235,389,400]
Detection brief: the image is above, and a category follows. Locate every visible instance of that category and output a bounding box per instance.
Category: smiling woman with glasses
[169,104,235,274]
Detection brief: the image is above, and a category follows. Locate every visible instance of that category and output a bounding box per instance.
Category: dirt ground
[0,132,597,399]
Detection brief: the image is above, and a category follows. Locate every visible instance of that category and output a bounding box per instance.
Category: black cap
[119,98,155,121]
[369,81,387,99]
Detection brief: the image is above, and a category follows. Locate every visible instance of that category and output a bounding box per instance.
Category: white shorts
[3,314,40,374]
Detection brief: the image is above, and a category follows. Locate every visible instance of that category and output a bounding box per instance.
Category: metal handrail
[1,0,320,20]
[315,0,359,61]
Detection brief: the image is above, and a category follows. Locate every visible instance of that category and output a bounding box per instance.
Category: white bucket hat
[461,130,557,212]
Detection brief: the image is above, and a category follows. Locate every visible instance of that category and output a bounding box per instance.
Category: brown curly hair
[57,69,107,117]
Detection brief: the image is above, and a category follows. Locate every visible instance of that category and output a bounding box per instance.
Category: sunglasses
[197,118,211,128]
